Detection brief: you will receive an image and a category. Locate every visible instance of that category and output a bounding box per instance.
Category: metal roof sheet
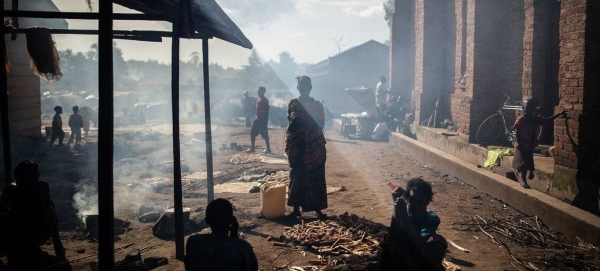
[113,0,252,49]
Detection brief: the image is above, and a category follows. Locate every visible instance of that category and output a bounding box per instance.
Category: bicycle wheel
[476,113,505,145]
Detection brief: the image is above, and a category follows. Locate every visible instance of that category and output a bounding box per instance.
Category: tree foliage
[384,0,394,26]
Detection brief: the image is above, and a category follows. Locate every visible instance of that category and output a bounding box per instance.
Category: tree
[384,0,394,26]
[189,52,200,66]
[242,49,265,88]
[333,35,351,55]
[273,51,297,90]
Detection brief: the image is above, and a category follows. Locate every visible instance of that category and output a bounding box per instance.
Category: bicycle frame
[498,95,522,142]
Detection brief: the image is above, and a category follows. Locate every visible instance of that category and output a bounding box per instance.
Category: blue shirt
[391,204,440,239]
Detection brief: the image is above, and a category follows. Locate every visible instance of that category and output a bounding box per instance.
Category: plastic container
[260,182,286,219]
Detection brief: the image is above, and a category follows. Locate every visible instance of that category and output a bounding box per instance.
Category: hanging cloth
[26,27,62,83]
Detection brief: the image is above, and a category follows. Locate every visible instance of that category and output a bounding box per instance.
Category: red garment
[255,97,269,120]
[513,114,543,151]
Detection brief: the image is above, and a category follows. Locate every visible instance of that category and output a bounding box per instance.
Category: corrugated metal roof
[113,0,252,49]
[4,0,68,29]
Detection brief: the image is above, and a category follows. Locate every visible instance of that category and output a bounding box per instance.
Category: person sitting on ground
[49,106,65,147]
[375,177,447,271]
[185,198,258,271]
[68,106,84,145]
[512,99,566,188]
[247,86,272,154]
[0,160,66,268]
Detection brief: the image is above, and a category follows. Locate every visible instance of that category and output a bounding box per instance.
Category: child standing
[512,99,565,188]
[49,106,65,147]
[68,106,84,145]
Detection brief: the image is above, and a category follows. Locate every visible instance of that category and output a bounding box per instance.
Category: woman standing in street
[285,76,328,219]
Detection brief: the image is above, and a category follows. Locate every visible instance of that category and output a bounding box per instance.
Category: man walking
[247,87,272,154]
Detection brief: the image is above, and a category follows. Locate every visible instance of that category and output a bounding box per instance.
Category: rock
[139,211,161,223]
[115,250,148,271]
[152,208,191,238]
[143,257,168,270]
[139,205,154,216]
[249,185,261,193]
[188,212,208,233]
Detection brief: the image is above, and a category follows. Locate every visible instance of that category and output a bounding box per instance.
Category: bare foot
[520,181,531,189]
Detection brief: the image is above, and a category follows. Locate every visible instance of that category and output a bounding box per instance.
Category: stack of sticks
[229,153,262,164]
[454,214,600,270]
[279,213,386,270]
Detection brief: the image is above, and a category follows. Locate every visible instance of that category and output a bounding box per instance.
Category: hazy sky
[50,0,389,68]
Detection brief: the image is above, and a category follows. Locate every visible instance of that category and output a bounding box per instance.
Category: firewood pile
[262,171,290,184]
[454,214,600,270]
[230,153,262,164]
[278,213,387,270]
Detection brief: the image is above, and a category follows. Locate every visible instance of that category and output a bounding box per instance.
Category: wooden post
[202,38,214,203]
[171,1,185,261]
[0,0,13,186]
[98,0,115,270]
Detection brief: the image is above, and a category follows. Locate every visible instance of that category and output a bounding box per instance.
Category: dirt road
[4,125,539,270]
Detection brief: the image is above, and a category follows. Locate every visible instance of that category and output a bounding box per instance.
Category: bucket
[260,182,286,219]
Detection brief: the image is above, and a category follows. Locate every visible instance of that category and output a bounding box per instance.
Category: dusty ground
[0,121,576,271]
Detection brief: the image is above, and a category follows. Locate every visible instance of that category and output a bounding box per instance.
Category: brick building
[389,0,599,210]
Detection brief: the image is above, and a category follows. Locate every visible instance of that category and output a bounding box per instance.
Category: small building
[307,40,389,114]
[3,0,68,136]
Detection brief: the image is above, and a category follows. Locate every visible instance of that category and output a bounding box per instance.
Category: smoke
[73,178,98,221]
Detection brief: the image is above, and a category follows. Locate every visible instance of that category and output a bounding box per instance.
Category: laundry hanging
[26,26,62,83]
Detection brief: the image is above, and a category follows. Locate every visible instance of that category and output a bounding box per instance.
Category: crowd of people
[0,73,566,270]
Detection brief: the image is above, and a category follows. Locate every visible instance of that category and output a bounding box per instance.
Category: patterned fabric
[513,114,543,151]
[285,98,327,212]
[255,97,269,120]
[513,148,535,172]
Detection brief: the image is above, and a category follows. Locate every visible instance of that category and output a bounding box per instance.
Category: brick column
[412,0,452,127]
[522,0,549,101]
[555,0,586,173]
[389,0,415,102]
[450,0,474,135]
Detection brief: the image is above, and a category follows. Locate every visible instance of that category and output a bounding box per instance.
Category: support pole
[171,2,185,261]
[11,0,19,28]
[202,38,214,203]
[0,1,13,186]
[98,1,115,270]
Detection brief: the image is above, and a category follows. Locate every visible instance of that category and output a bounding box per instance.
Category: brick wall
[389,0,416,102]
[413,0,454,125]
[450,0,473,135]
[555,0,586,170]
[578,0,600,180]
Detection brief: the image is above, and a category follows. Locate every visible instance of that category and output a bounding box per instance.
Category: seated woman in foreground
[185,198,258,271]
[376,177,447,271]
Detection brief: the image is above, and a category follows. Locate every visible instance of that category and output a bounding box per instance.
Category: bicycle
[475,93,527,145]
